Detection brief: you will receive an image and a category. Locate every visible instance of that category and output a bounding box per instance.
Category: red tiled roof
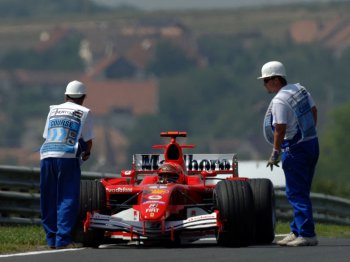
[36,26,72,52]
[81,78,159,116]
[125,39,156,69]
[0,69,158,117]
[290,20,319,44]
[324,22,350,49]
[86,53,119,79]
[87,39,155,79]
[289,17,350,51]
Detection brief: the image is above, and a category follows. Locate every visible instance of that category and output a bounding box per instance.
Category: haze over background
[93,0,347,10]
[0,0,349,196]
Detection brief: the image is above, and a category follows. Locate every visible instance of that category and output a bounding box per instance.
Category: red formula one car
[73,132,275,247]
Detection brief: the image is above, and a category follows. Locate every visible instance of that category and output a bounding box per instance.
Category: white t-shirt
[40,102,94,160]
[271,83,315,140]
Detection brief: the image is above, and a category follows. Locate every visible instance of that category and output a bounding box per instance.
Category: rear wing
[132,153,239,177]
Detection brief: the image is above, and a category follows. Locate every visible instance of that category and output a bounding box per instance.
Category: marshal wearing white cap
[258,61,319,247]
[39,80,95,249]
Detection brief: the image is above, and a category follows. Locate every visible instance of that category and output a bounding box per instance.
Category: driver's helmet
[158,163,184,184]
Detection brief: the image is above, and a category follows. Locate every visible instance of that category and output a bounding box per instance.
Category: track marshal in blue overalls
[40,80,94,249]
[258,61,319,247]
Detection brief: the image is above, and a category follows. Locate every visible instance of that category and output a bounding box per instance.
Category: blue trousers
[40,158,81,247]
[281,138,319,237]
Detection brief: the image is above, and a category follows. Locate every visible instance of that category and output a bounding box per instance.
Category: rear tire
[248,178,275,244]
[214,180,255,247]
[72,179,107,247]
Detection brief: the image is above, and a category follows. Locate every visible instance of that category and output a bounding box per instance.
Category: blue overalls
[40,158,81,247]
[281,134,319,237]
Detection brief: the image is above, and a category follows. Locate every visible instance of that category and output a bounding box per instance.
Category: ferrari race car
[73,131,275,247]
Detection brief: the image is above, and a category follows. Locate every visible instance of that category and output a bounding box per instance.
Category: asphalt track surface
[1,237,350,262]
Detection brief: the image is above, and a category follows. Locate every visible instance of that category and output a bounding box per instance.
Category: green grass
[276,222,350,238]
[0,225,46,254]
[1,223,350,254]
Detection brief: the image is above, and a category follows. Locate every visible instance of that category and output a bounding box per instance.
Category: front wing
[85,211,218,239]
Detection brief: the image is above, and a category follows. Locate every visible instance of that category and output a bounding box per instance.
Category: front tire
[214,180,255,247]
[72,179,107,247]
[248,178,275,244]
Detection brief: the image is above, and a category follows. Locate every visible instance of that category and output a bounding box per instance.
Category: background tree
[146,40,196,77]
[314,102,350,197]
[0,33,83,71]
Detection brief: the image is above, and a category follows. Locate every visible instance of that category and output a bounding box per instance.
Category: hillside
[1,3,350,51]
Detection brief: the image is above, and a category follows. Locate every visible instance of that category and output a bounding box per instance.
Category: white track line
[0,248,84,258]
[1,234,289,257]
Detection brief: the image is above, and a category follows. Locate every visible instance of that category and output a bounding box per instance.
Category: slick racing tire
[214,180,255,247]
[72,179,107,247]
[248,178,276,244]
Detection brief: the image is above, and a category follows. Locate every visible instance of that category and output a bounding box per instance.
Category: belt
[281,147,290,153]
[282,129,302,149]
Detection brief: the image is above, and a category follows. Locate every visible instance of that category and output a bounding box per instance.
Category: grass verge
[0,225,46,254]
[1,222,350,254]
[276,222,350,238]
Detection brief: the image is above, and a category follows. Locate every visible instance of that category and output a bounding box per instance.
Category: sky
[92,0,344,10]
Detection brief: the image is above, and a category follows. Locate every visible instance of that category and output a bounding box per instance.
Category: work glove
[266,149,280,171]
[76,138,87,157]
